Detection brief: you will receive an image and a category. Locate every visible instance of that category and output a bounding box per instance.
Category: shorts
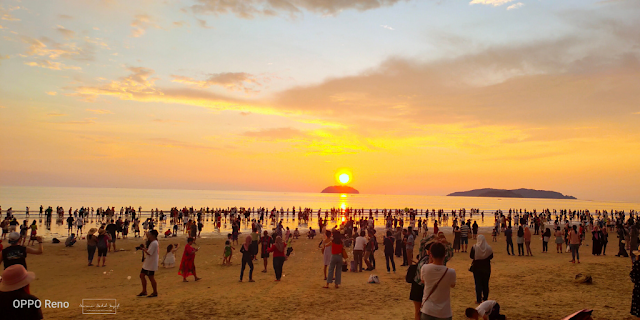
[97,247,108,257]
[140,268,155,276]
[461,237,468,245]
[409,281,424,302]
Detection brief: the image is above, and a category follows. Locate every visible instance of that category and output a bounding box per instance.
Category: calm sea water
[1,186,638,239]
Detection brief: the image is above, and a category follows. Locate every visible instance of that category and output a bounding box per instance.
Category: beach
[22,229,634,319]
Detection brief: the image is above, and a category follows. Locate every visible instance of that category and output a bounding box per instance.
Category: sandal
[137,292,147,297]
[148,293,158,298]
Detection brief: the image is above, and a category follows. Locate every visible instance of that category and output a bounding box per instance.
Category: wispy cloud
[506,2,524,10]
[469,0,514,6]
[46,112,66,117]
[56,25,76,39]
[380,24,394,30]
[46,91,57,96]
[0,5,21,21]
[50,118,96,125]
[130,14,160,38]
[190,0,405,19]
[24,60,81,70]
[171,72,265,93]
[85,109,113,114]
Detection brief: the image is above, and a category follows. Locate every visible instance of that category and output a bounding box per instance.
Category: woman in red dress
[178,237,201,282]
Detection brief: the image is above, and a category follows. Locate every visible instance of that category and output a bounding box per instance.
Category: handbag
[406,264,418,283]
[421,267,449,308]
[468,262,475,273]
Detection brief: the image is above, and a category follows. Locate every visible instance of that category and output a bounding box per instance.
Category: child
[223,240,235,265]
[162,244,178,268]
[293,228,300,239]
[492,228,497,242]
[164,229,172,238]
[172,222,178,236]
[465,300,506,320]
[285,235,294,257]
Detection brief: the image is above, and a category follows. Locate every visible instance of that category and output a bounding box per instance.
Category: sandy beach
[17,229,634,320]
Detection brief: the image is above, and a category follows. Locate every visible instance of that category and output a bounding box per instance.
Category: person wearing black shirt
[1,232,43,270]
[0,264,42,320]
[105,220,118,252]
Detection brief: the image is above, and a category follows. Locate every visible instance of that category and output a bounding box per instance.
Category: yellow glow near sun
[338,173,350,184]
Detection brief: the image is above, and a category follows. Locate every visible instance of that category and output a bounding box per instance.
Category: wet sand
[21,230,634,319]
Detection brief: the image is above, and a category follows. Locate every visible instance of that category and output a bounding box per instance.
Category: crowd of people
[0,204,638,319]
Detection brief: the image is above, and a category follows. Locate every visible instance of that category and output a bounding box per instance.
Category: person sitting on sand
[307,227,316,239]
[0,264,42,320]
[65,233,77,247]
[161,244,178,268]
[465,300,506,320]
[164,229,172,238]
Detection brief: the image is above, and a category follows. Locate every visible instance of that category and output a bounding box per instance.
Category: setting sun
[338,173,350,184]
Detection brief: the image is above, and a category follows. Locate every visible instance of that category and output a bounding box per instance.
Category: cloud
[170,72,265,93]
[46,112,66,116]
[173,21,188,27]
[56,25,76,39]
[469,0,514,6]
[20,36,95,61]
[130,14,160,38]
[506,2,524,10]
[46,91,57,95]
[50,118,96,125]
[196,18,213,29]
[242,127,306,140]
[147,138,219,151]
[152,119,186,124]
[24,60,81,70]
[0,5,20,21]
[380,25,394,30]
[190,0,405,19]
[85,109,113,114]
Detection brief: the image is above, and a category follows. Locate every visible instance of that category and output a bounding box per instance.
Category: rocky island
[321,186,360,194]
[447,188,576,200]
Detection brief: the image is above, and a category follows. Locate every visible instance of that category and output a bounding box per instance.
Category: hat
[88,228,98,236]
[98,229,106,235]
[0,265,36,292]
[8,232,20,244]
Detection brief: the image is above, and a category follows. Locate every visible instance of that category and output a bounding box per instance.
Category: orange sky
[1,0,639,202]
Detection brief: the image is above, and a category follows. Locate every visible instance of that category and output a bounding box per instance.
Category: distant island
[321,186,360,194]
[447,188,576,200]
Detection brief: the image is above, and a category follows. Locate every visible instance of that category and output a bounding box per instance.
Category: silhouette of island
[447,188,576,199]
[321,186,360,194]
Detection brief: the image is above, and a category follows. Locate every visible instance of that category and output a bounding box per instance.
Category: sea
[1,186,638,239]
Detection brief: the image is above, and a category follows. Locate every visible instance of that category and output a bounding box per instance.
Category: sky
[1,0,639,202]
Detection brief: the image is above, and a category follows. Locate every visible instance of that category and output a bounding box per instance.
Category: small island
[321,186,360,194]
[447,188,576,200]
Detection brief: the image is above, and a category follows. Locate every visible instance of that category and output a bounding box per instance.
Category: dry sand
[17,231,635,319]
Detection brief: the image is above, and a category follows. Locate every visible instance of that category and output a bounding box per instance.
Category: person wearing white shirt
[138,230,159,298]
[353,231,368,272]
[465,300,505,320]
[420,242,456,320]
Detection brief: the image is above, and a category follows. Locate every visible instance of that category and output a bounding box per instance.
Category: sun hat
[0,264,36,292]
[8,232,21,244]
[88,228,98,236]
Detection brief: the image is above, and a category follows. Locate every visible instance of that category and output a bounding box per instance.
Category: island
[321,186,360,194]
[447,188,576,200]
